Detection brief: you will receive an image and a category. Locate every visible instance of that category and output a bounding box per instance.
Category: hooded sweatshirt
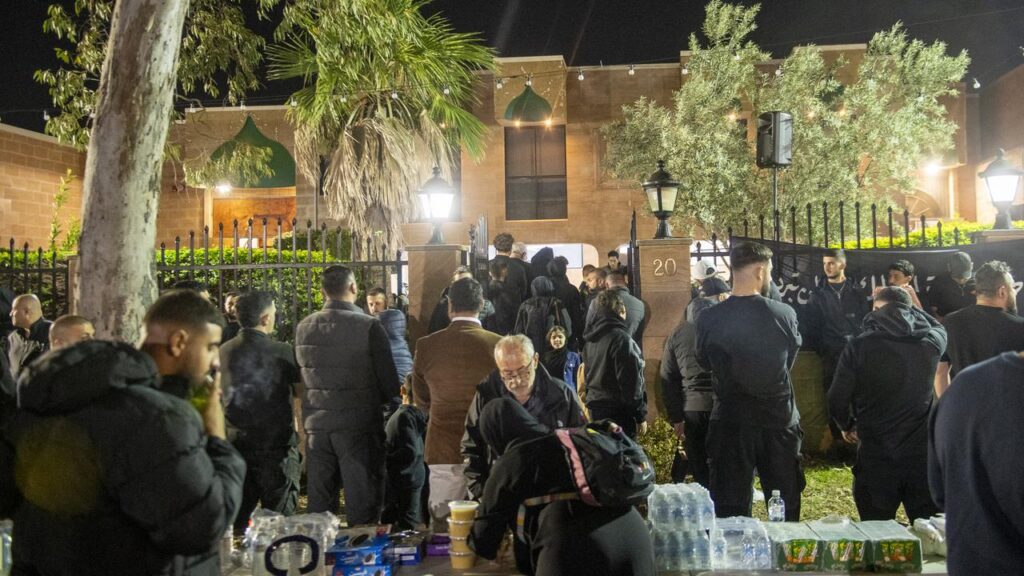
[661,297,718,422]
[514,276,571,354]
[829,302,947,459]
[529,247,555,282]
[582,308,646,423]
[0,341,245,576]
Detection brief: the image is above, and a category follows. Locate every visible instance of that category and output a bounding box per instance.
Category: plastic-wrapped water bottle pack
[647,484,716,571]
[713,516,774,570]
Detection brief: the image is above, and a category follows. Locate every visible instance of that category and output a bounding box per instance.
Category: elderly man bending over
[462,334,586,500]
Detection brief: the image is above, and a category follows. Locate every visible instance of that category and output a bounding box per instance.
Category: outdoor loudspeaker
[756,111,793,168]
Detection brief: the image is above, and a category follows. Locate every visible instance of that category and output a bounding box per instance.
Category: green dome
[210,116,296,188]
[503,85,553,124]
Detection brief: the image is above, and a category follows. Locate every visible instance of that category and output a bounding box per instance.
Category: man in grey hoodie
[829,287,947,522]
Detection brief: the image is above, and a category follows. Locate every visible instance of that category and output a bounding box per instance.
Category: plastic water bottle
[768,489,786,522]
[755,534,772,569]
[711,529,728,569]
[0,520,11,576]
[741,529,755,569]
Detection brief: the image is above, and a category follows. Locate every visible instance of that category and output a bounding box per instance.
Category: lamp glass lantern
[418,166,455,244]
[979,149,1023,229]
[642,160,680,239]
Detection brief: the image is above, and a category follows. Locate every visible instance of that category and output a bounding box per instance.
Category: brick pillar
[405,244,466,351]
[636,237,693,422]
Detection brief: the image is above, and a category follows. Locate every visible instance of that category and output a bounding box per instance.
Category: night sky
[1,0,1022,133]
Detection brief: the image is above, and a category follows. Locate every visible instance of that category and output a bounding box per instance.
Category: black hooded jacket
[529,247,555,281]
[514,277,572,355]
[0,341,245,576]
[469,399,655,576]
[829,302,947,459]
[547,267,585,347]
[661,297,718,422]
[582,309,646,424]
[462,365,586,499]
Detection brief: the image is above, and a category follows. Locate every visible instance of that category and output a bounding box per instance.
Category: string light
[496,78,505,90]
[628,64,636,76]
[442,86,451,96]
[807,110,816,119]
[577,68,585,81]
[42,110,50,121]
[239,99,246,110]
[733,53,741,61]
[727,112,737,122]
[775,67,783,76]
[391,90,399,100]
[681,65,689,76]
[972,77,981,89]
[340,95,348,103]
[544,118,552,127]
[187,104,197,114]
[525,74,533,87]
[289,97,297,107]
[838,106,847,117]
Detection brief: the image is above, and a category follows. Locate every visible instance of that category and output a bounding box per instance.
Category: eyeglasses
[499,360,534,382]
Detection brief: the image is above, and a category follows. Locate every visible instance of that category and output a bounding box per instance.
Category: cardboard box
[855,520,922,573]
[425,534,451,556]
[807,519,870,572]
[326,534,391,567]
[763,522,823,572]
[384,534,425,566]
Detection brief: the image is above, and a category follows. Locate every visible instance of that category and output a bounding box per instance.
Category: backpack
[523,297,566,354]
[556,420,655,507]
[516,420,654,540]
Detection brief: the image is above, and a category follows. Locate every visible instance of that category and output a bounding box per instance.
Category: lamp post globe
[418,166,455,244]
[979,149,1023,230]
[642,160,680,239]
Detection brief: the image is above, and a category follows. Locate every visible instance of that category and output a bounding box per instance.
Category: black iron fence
[3,218,405,344]
[0,242,71,320]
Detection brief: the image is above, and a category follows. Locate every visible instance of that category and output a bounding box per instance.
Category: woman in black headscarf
[469,398,655,576]
[514,277,572,355]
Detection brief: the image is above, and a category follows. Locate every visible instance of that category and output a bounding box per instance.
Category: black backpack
[555,419,655,507]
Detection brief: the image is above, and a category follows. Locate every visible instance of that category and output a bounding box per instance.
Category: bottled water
[711,529,728,569]
[755,534,772,569]
[741,529,755,569]
[768,489,786,522]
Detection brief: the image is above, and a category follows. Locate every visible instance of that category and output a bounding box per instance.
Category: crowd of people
[1,232,1023,575]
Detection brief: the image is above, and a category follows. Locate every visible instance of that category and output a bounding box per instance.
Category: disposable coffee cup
[450,551,476,570]
[448,519,473,538]
[448,500,479,522]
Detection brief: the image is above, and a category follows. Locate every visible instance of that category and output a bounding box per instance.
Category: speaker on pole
[756,111,793,168]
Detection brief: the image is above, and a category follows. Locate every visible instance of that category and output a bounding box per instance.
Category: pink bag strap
[556,428,598,506]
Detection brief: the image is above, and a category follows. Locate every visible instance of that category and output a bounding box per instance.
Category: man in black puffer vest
[295,265,400,524]
[0,289,245,576]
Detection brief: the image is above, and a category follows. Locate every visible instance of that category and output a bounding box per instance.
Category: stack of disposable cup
[448,501,479,570]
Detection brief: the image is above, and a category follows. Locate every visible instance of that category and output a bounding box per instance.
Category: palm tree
[268,0,495,257]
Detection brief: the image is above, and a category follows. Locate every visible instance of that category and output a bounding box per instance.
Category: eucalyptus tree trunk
[77,0,190,341]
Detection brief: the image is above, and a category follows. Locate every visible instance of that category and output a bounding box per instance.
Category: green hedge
[836,220,1024,249]
[638,418,679,485]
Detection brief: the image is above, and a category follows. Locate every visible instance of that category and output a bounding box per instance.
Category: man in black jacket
[660,278,730,487]
[582,291,646,438]
[427,266,495,334]
[295,265,399,524]
[1,289,245,576]
[929,350,1024,575]
[696,241,804,520]
[804,249,870,443]
[462,334,586,499]
[6,293,52,379]
[492,233,528,306]
[828,287,946,522]
[584,271,645,340]
[221,291,302,532]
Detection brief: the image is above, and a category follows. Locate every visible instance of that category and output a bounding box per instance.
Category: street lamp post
[418,166,455,244]
[642,160,680,239]
[979,149,1024,230]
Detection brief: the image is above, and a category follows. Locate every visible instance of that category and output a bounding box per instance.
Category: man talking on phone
[0,289,245,576]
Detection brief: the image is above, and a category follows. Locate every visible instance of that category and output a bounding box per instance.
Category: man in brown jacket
[412,277,501,527]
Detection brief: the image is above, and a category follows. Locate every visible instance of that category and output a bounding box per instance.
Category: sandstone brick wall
[0,124,85,250]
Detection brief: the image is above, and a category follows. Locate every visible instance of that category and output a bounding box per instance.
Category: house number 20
[652,258,677,277]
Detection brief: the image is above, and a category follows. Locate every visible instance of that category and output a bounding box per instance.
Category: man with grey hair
[462,334,586,499]
[7,293,52,380]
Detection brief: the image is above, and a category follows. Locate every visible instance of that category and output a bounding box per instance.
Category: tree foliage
[603,1,969,239]
[268,0,495,254]
[37,0,495,257]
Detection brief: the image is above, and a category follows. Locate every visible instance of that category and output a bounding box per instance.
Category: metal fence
[3,218,406,343]
[0,242,71,320]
